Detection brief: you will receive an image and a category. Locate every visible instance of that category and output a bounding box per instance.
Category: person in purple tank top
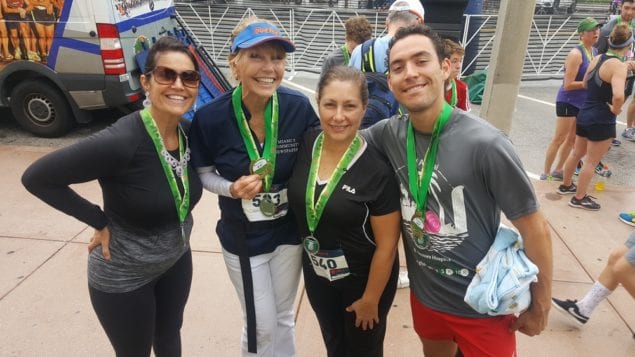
[559,23,631,210]
[541,17,601,181]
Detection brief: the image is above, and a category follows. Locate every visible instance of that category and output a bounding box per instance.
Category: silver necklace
[160,125,190,178]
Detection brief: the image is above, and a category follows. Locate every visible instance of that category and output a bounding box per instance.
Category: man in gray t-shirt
[365,24,553,356]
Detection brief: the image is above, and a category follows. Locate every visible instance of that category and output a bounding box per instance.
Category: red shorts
[410,292,517,357]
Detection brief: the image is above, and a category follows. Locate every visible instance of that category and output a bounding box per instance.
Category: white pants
[222,244,302,357]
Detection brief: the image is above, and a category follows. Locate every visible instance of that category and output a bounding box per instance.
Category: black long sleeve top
[22,111,203,232]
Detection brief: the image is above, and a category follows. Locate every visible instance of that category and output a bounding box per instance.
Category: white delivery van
[0,0,186,137]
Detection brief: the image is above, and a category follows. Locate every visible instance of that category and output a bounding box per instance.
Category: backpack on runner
[360,39,401,128]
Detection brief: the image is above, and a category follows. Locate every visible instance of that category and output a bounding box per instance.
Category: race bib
[241,189,288,222]
[308,249,350,282]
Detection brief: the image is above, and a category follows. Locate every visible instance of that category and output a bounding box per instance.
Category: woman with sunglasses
[22,36,202,356]
[189,17,319,356]
[287,66,401,356]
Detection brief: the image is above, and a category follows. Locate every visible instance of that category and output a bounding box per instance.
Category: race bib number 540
[308,249,350,282]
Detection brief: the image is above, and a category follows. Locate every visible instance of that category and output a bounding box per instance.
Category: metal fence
[175,1,608,79]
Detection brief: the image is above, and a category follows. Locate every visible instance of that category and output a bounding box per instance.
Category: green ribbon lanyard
[305,133,362,236]
[140,108,190,242]
[607,49,626,62]
[449,79,458,107]
[617,17,635,31]
[407,103,453,215]
[580,43,594,63]
[231,84,279,192]
[341,44,350,66]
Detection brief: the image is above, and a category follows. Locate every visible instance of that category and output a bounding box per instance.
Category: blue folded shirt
[464,225,539,316]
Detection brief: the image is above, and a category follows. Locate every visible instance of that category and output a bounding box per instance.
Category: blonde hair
[443,38,464,58]
[228,17,287,81]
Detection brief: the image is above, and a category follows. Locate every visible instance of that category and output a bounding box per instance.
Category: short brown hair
[609,23,633,49]
[345,16,372,45]
[388,25,445,68]
[443,38,465,58]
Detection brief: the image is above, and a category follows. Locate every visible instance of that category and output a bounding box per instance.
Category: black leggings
[88,250,192,357]
[302,254,399,357]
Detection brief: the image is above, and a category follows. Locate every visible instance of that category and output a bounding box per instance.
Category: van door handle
[89,31,96,37]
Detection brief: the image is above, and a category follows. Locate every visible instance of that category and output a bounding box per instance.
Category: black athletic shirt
[22,111,203,232]
[287,130,400,277]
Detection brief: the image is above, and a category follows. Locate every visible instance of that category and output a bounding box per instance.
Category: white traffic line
[517,94,627,126]
[282,80,623,181]
[283,79,316,95]
[517,94,555,107]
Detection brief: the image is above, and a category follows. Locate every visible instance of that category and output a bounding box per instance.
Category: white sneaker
[622,127,635,141]
[397,271,410,289]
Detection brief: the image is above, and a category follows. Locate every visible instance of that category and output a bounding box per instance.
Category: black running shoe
[569,195,601,211]
[551,298,589,326]
[557,183,577,195]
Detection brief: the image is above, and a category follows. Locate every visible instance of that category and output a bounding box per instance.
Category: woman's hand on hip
[608,102,622,115]
[229,174,263,200]
[346,297,379,330]
[88,227,111,261]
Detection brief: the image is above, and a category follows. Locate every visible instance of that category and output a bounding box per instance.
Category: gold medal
[259,193,276,216]
[410,211,426,243]
[303,235,320,254]
[250,158,272,178]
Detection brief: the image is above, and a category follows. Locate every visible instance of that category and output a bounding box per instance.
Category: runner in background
[596,0,635,143]
[443,38,470,111]
[322,15,372,73]
[541,17,600,181]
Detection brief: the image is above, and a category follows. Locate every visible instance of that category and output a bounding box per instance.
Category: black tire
[10,80,74,138]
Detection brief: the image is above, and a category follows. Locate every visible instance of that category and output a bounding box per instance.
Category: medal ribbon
[580,43,594,63]
[232,84,279,192]
[407,103,453,214]
[449,79,458,107]
[140,108,190,230]
[617,16,635,31]
[607,49,626,62]
[341,44,350,66]
[305,133,362,235]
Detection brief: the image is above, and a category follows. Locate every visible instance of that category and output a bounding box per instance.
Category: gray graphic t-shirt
[365,110,538,317]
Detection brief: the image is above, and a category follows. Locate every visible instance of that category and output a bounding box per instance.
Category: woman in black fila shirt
[288,66,401,356]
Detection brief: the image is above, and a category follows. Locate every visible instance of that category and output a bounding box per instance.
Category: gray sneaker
[569,195,601,211]
[622,127,635,141]
[557,183,577,195]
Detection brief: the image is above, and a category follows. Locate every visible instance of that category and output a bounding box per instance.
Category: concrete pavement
[0,143,634,356]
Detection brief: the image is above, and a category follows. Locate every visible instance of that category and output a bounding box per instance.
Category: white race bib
[308,249,350,282]
[241,189,288,222]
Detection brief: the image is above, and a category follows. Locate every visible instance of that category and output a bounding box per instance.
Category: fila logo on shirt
[342,185,356,194]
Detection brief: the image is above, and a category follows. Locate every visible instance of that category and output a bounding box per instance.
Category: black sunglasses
[147,66,200,88]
